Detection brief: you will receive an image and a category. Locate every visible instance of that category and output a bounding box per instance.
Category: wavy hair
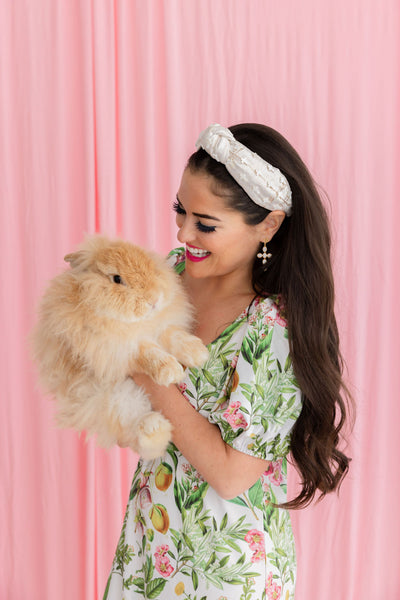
[187,123,353,509]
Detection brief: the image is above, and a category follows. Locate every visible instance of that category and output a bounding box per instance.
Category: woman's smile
[185,244,211,262]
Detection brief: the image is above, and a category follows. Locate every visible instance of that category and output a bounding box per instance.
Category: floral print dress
[103,248,302,600]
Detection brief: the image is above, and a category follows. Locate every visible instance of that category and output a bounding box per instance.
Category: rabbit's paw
[181,335,209,367]
[160,328,208,368]
[136,412,172,460]
[151,355,185,386]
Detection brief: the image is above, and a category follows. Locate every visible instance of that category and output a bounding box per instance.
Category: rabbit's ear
[64,235,109,270]
[64,250,90,270]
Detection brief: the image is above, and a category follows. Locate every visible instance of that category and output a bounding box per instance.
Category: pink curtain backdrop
[1,1,399,598]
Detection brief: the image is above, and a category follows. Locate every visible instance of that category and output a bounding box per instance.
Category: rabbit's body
[32,235,208,459]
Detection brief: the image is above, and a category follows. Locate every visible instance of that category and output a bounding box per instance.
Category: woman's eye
[173,199,215,232]
[172,200,186,215]
[196,221,216,233]
[113,275,123,284]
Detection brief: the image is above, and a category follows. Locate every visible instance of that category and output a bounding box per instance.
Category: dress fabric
[103,248,302,600]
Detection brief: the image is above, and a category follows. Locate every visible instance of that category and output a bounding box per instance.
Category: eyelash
[172,200,185,215]
[172,200,216,233]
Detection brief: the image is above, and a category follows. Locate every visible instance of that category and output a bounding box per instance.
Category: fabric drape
[1,1,399,598]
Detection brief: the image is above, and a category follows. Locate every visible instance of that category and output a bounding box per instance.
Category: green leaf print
[220,352,229,368]
[123,575,136,590]
[220,512,228,529]
[284,353,293,370]
[146,577,167,598]
[237,382,255,402]
[191,569,199,590]
[129,476,141,502]
[167,444,179,469]
[225,537,242,552]
[255,383,265,399]
[202,369,217,386]
[133,577,145,590]
[254,334,273,360]
[144,555,154,582]
[241,337,255,364]
[219,555,230,568]
[216,318,246,344]
[240,576,257,600]
[248,479,264,509]
[174,478,183,511]
[184,481,209,509]
[182,532,195,552]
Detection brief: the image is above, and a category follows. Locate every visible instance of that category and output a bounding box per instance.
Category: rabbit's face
[67,239,173,323]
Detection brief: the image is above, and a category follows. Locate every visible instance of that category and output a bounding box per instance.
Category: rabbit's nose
[150,292,164,310]
[146,300,157,312]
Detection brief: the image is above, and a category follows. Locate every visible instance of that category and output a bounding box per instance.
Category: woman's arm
[133,373,269,500]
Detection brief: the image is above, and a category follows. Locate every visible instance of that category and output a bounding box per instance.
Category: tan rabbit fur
[32,235,208,459]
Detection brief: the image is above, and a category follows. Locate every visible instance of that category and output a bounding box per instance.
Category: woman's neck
[182,270,254,305]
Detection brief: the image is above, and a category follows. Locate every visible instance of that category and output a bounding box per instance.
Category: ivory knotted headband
[196,123,292,215]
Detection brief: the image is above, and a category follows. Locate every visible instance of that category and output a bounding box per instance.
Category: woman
[103,123,352,600]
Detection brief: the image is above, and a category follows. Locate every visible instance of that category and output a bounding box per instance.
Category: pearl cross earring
[257,242,272,265]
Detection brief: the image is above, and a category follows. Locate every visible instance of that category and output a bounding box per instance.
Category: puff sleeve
[208,299,302,462]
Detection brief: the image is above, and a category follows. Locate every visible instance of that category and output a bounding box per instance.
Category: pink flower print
[265,460,284,486]
[154,545,169,558]
[266,572,282,600]
[155,556,173,577]
[275,314,287,327]
[245,529,264,549]
[223,401,248,430]
[245,529,265,562]
[273,296,288,327]
[154,545,174,578]
[248,313,258,325]
[263,313,275,327]
[178,382,190,402]
[250,546,266,562]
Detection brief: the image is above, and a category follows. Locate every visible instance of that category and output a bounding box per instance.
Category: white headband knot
[195,123,292,215]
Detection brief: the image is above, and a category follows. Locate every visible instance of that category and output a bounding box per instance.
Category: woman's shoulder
[247,294,288,329]
[166,247,186,274]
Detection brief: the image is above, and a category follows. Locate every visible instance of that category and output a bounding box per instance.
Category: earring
[257,241,272,265]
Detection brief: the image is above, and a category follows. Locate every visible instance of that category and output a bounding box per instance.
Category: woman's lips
[186,245,211,262]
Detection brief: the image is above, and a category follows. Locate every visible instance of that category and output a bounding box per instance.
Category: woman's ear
[258,210,286,242]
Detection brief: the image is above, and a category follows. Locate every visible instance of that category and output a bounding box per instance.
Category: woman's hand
[130,372,270,500]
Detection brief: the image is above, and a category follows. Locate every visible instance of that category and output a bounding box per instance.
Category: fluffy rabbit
[32,235,208,459]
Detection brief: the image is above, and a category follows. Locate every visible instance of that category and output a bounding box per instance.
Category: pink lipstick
[185,245,211,262]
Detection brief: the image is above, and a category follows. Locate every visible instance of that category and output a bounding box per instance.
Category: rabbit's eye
[113,275,123,284]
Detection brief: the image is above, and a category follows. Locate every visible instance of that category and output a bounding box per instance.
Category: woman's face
[174,169,265,285]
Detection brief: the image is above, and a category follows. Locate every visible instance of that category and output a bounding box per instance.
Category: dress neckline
[170,247,274,347]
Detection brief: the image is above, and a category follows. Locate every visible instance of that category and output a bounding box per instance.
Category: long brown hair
[187,123,353,509]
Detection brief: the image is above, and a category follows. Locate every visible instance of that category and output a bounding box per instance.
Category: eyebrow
[193,212,221,221]
[176,196,222,222]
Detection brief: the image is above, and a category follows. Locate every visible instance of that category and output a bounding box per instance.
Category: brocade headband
[195,123,292,215]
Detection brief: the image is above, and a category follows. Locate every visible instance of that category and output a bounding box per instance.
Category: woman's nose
[176,219,193,244]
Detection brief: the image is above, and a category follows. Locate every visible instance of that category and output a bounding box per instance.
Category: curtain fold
[1,1,399,598]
